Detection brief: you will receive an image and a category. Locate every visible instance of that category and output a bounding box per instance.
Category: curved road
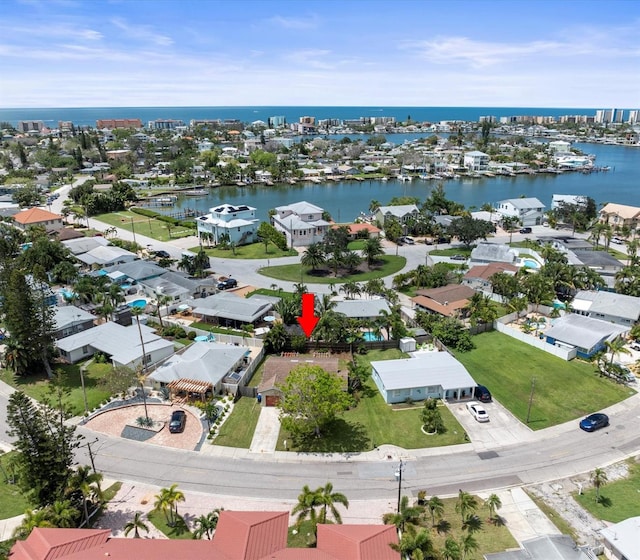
[7,181,630,503]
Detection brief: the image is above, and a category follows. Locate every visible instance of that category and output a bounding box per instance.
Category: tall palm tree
[68,466,104,527]
[485,493,502,522]
[442,536,462,560]
[49,499,79,528]
[154,484,185,527]
[427,495,445,527]
[461,514,483,534]
[591,467,608,503]
[455,490,478,523]
[315,482,349,525]
[301,242,326,272]
[362,236,384,268]
[604,336,630,367]
[291,485,319,531]
[389,523,434,559]
[13,508,54,539]
[124,511,149,538]
[459,533,479,560]
[382,495,423,532]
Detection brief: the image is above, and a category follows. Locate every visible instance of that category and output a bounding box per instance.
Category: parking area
[446,398,535,451]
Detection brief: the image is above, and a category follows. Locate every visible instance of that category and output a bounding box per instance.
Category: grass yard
[573,459,640,523]
[428,247,473,257]
[94,210,195,241]
[213,397,262,448]
[147,510,192,539]
[190,242,297,259]
[0,363,113,416]
[188,322,248,338]
[260,255,406,285]
[275,349,468,452]
[453,331,631,429]
[0,452,31,519]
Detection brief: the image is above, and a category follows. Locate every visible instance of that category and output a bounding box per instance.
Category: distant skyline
[1,0,639,109]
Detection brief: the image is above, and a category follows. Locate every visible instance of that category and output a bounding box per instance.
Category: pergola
[167,378,213,403]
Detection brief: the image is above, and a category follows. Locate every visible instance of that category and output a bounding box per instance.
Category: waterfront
[167,142,639,223]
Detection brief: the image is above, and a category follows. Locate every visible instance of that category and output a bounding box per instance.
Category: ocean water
[0,105,612,128]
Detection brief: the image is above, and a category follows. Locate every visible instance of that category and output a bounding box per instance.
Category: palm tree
[461,514,483,534]
[13,508,54,539]
[389,523,434,559]
[604,336,631,367]
[192,509,222,539]
[427,495,444,527]
[485,493,502,522]
[315,482,349,525]
[442,536,462,560]
[68,466,104,527]
[124,511,149,538]
[362,236,384,268]
[49,499,79,528]
[291,485,319,532]
[155,294,172,329]
[382,495,423,532]
[340,280,361,300]
[591,467,608,503]
[154,484,185,527]
[455,490,478,523]
[459,533,479,559]
[301,242,326,272]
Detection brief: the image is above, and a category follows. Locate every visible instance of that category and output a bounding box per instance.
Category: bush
[187,331,196,340]
[131,207,160,218]
[136,416,154,428]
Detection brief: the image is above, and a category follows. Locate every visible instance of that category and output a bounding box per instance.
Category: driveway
[446,398,535,451]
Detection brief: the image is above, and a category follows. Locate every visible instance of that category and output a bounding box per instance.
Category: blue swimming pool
[59,288,76,300]
[523,258,541,269]
[127,299,147,308]
[363,332,382,342]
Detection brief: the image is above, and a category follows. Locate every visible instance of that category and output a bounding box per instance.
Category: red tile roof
[8,528,110,560]
[13,207,62,225]
[213,511,288,560]
[464,262,518,280]
[317,524,400,560]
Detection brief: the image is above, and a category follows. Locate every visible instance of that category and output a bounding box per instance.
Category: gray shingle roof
[470,243,517,264]
[573,290,640,322]
[544,313,627,349]
[53,305,95,330]
[102,260,166,281]
[334,299,391,318]
[191,292,273,323]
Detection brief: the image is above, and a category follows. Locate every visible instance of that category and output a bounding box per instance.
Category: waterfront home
[196,203,259,246]
[371,352,477,404]
[548,140,572,153]
[375,204,419,226]
[470,242,518,266]
[13,207,63,233]
[271,200,330,247]
[463,150,489,171]
[496,197,546,227]
[552,194,587,209]
[599,202,640,231]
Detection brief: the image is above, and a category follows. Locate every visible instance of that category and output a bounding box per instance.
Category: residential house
[496,197,546,227]
[62,236,111,256]
[75,245,138,268]
[484,534,591,560]
[51,305,95,340]
[13,207,63,232]
[551,194,587,209]
[190,292,274,328]
[139,270,217,306]
[271,201,330,247]
[462,262,518,292]
[571,290,640,326]
[599,202,640,232]
[371,351,477,404]
[148,341,249,397]
[470,243,518,265]
[544,313,628,359]
[196,203,260,246]
[102,260,167,284]
[600,516,640,560]
[412,284,476,318]
[548,140,572,154]
[375,204,419,226]
[549,236,594,253]
[56,321,174,368]
[333,299,391,321]
[258,354,346,407]
[339,222,381,239]
[463,150,489,171]
[9,512,400,560]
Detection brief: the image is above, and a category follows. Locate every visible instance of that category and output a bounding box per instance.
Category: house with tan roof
[462,262,518,292]
[9,511,400,560]
[12,207,63,232]
[412,284,476,318]
[599,202,640,231]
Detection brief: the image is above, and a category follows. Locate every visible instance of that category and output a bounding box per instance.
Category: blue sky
[1,0,639,108]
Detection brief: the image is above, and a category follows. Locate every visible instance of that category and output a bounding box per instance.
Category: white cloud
[284,49,333,69]
[267,14,320,30]
[110,17,173,47]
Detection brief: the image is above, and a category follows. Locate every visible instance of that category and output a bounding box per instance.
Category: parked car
[612,237,624,245]
[154,250,171,259]
[466,401,489,422]
[169,410,187,433]
[473,385,492,403]
[519,227,532,234]
[401,236,415,245]
[451,254,467,261]
[579,412,609,432]
[217,278,238,290]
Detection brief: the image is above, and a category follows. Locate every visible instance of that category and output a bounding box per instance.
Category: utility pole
[395,460,404,513]
[130,216,137,245]
[79,437,99,475]
[526,378,536,424]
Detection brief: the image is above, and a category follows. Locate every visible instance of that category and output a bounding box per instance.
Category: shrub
[187,331,196,340]
[136,416,154,428]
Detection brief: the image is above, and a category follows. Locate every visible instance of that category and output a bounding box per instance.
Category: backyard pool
[127,299,148,309]
[523,258,541,269]
[58,288,77,300]
[363,331,383,342]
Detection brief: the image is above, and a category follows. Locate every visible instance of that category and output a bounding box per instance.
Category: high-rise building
[96,118,142,129]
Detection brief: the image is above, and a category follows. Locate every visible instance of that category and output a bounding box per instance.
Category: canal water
[167,142,639,223]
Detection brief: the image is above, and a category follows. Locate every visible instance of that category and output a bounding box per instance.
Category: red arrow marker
[296,293,319,337]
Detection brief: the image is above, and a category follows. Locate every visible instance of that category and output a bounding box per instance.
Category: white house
[371,351,477,404]
[552,194,587,210]
[548,140,572,154]
[375,204,419,226]
[600,516,640,560]
[56,321,174,368]
[463,150,489,171]
[75,245,138,268]
[571,290,640,326]
[196,203,259,246]
[271,201,330,247]
[496,197,546,227]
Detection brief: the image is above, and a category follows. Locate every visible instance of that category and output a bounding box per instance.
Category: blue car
[579,413,609,432]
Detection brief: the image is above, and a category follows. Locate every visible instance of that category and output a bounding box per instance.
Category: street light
[130,216,137,245]
[394,460,404,513]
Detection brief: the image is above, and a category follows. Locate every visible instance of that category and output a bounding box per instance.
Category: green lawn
[213,397,262,448]
[94,210,195,241]
[147,510,192,539]
[0,452,31,519]
[259,255,407,285]
[245,287,294,299]
[347,240,367,250]
[0,363,113,416]
[453,331,631,429]
[190,242,297,259]
[429,248,473,257]
[276,349,468,452]
[573,459,640,522]
[188,322,248,338]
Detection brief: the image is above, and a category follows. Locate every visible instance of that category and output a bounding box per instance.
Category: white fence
[494,307,576,361]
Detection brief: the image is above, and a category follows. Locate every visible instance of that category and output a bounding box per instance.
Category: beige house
[599,203,640,232]
[13,207,63,232]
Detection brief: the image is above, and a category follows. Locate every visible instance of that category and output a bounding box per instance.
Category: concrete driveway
[446,398,535,451]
